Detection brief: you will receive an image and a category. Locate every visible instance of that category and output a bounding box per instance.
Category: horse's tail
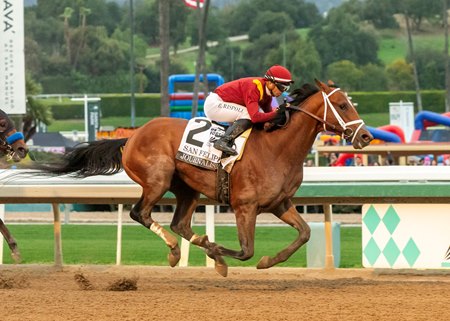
[34,138,128,178]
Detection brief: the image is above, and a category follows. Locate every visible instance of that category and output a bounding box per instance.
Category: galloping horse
[34,80,372,276]
[0,109,28,263]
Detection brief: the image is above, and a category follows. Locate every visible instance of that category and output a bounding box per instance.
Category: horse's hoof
[11,251,21,264]
[215,261,228,277]
[168,247,181,267]
[256,256,272,269]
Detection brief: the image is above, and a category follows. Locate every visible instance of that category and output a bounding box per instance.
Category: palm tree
[73,6,92,69]
[159,0,170,116]
[192,0,211,118]
[60,7,74,64]
[404,12,423,111]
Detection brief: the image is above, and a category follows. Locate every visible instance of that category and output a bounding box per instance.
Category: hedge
[39,90,449,120]
[351,90,447,114]
[41,94,161,120]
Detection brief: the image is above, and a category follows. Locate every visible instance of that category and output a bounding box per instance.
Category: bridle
[284,87,365,143]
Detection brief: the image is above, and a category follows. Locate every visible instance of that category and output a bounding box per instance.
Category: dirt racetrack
[0,265,449,321]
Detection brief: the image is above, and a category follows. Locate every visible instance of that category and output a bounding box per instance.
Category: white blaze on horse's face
[321,87,373,149]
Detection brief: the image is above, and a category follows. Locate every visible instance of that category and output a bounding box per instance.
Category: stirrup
[214,140,238,156]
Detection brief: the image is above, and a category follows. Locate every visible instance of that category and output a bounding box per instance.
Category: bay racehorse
[33,80,372,276]
[0,109,28,263]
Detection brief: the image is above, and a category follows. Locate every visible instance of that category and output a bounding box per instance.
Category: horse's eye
[340,103,348,111]
[0,120,7,131]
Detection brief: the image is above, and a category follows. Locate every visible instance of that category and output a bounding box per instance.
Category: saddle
[175,117,252,204]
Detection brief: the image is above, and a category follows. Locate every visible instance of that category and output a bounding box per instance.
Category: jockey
[204,65,294,156]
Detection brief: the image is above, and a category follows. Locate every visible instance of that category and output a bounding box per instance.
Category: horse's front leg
[174,200,257,276]
[257,199,310,269]
[207,203,258,261]
[0,219,21,263]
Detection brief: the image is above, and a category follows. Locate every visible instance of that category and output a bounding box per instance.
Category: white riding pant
[204,93,251,123]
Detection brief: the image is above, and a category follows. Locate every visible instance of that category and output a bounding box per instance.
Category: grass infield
[2,225,362,268]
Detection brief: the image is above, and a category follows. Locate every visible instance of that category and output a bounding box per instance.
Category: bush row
[44,94,161,120]
[41,90,449,120]
[351,90,447,113]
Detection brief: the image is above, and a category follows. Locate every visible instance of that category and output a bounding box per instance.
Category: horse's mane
[260,83,319,131]
[288,83,319,105]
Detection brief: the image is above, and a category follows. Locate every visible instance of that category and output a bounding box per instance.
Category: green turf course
[2,225,362,268]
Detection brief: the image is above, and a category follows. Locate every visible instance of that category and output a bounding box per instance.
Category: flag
[183,0,204,9]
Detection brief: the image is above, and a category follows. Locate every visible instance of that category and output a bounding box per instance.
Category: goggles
[275,82,290,92]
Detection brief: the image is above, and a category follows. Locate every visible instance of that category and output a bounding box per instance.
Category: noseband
[287,88,365,143]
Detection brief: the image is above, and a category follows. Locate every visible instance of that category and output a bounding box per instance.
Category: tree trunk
[405,13,423,111]
[444,1,450,112]
[159,0,171,117]
[192,0,210,118]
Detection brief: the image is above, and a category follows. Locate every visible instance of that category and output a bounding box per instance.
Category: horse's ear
[314,79,328,91]
[327,80,335,86]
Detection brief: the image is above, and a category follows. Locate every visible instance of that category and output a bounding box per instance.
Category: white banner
[362,204,450,269]
[1,0,26,114]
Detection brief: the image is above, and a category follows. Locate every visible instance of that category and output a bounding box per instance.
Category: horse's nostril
[362,134,372,142]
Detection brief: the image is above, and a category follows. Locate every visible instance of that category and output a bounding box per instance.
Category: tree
[385,59,415,90]
[248,11,294,42]
[23,75,53,142]
[359,63,388,91]
[308,8,379,69]
[224,0,322,36]
[210,41,245,81]
[413,48,446,90]
[169,0,190,54]
[402,0,441,31]
[241,34,282,76]
[361,0,399,29]
[265,32,322,84]
[326,60,363,91]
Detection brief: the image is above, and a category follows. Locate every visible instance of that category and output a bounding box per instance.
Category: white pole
[179,215,193,267]
[323,204,335,269]
[0,204,4,265]
[84,94,88,141]
[71,96,100,141]
[205,205,215,267]
[116,204,123,265]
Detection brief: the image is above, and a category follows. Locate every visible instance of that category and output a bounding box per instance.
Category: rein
[284,87,365,142]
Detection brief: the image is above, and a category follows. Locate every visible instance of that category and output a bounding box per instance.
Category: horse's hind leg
[169,179,228,277]
[130,193,180,267]
[257,200,310,269]
[0,219,21,263]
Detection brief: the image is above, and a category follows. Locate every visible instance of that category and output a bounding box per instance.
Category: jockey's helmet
[264,65,294,92]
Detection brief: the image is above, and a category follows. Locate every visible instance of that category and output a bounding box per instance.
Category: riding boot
[214,119,252,156]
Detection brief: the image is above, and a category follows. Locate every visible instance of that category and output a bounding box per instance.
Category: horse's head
[313,79,372,149]
[271,80,373,149]
[0,110,28,162]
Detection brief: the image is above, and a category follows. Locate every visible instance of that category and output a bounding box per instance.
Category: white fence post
[116,204,124,265]
[205,205,215,267]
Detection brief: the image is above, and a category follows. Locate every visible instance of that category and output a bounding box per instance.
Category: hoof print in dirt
[0,275,29,289]
[74,272,94,290]
[106,277,138,291]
